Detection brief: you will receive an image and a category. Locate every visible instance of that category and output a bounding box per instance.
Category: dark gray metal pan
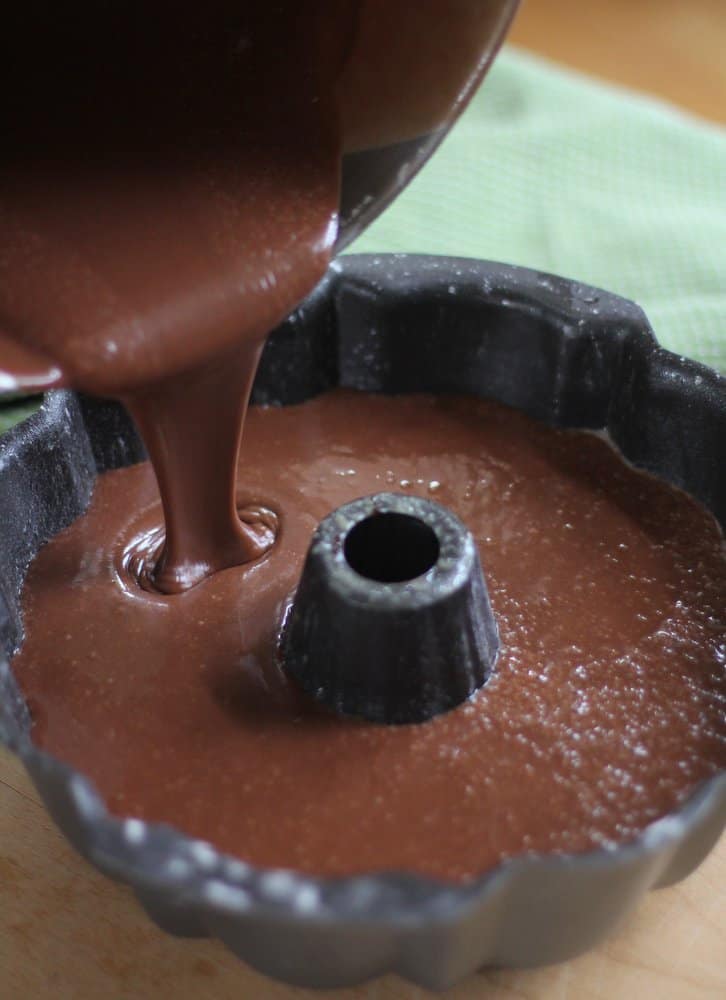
[1,255,724,991]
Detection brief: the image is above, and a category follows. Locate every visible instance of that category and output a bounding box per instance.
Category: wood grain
[2,1,725,997]
[1,750,724,999]
[509,0,726,124]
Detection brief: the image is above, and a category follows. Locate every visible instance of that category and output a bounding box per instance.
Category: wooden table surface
[2,1,725,997]
[509,0,726,125]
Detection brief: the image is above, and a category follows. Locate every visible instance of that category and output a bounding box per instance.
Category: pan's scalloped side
[1,255,724,991]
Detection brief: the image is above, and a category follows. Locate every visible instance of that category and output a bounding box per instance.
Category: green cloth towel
[352,47,726,373]
[0,398,40,434]
[2,48,724,435]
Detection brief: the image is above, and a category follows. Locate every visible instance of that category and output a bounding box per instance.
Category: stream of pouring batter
[0,2,515,591]
[0,3,349,591]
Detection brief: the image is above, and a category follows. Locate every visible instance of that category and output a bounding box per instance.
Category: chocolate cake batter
[0,1,514,590]
[13,392,726,881]
[3,0,723,884]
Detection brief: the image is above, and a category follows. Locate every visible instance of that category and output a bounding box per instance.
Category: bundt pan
[1,255,725,991]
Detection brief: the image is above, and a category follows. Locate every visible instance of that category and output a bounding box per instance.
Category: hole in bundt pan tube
[344,512,440,583]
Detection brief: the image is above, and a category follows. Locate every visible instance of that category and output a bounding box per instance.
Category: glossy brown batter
[14,391,726,881]
[0,1,514,590]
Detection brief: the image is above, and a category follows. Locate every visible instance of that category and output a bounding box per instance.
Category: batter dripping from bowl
[0,0,515,591]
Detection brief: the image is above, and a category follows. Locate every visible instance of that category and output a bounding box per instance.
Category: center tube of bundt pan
[283,492,499,724]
